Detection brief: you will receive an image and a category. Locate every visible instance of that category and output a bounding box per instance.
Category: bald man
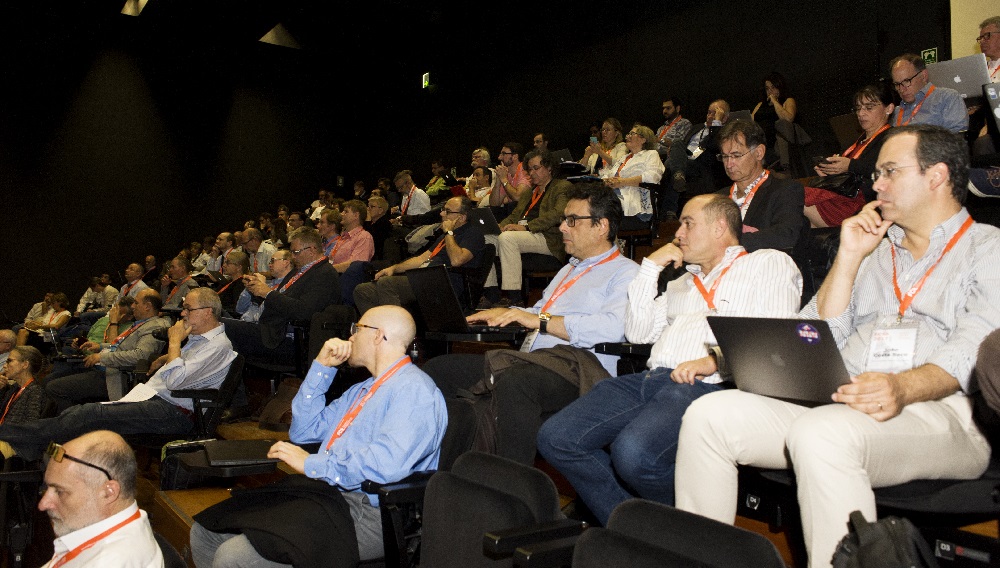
[0,329,15,375]
[40,430,164,567]
[191,306,447,567]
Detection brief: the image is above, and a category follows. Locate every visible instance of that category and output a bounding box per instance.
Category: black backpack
[831,510,939,568]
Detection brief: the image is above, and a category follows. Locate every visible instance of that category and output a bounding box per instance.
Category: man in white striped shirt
[537,193,802,525]
[675,125,1000,568]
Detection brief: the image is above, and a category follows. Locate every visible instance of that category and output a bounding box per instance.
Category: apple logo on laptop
[770,353,787,367]
[953,76,962,84]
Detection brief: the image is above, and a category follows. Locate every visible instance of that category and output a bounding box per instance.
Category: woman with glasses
[579,117,628,174]
[601,124,665,230]
[0,346,46,460]
[804,83,895,228]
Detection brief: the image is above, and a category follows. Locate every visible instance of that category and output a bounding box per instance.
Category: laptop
[984,83,1000,149]
[706,316,850,407]
[469,207,501,236]
[204,439,280,467]
[927,54,990,102]
[406,265,528,334]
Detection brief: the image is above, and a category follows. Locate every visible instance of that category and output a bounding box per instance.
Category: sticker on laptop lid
[796,323,820,345]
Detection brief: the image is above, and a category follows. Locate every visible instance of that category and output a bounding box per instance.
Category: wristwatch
[446,230,454,236]
[538,312,551,334]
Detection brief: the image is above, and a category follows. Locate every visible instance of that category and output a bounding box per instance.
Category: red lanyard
[279,256,328,293]
[890,215,973,320]
[541,250,621,313]
[729,170,770,215]
[0,378,34,425]
[657,116,682,141]
[895,85,936,126]
[110,319,149,347]
[401,186,416,214]
[843,124,890,159]
[325,358,411,451]
[615,153,635,177]
[522,186,545,219]
[121,280,139,298]
[165,276,192,304]
[47,311,62,325]
[426,236,448,260]
[48,508,142,568]
[329,232,351,261]
[692,252,747,311]
[217,278,238,295]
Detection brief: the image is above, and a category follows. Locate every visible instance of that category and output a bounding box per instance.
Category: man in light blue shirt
[891,53,968,133]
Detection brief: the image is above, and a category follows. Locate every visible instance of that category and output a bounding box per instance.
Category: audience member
[141,255,159,287]
[602,124,665,229]
[160,257,200,310]
[242,228,276,275]
[217,250,249,317]
[580,118,628,174]
[392,170,431,217]
[0,330,15,375]
[237,249,295,323]
[330,200,375,273]
[655,97,693,161]
[118,263,150,301]
[17,293,71,347]
[0,346,47,450]
[74,276,118,317]
[751,72,799,170]
[424,159,458,202]
[494,142,531,204]
[533,132,550,151]
[668,99,730,194]
[890,53,967,133]
[365,197,393,260]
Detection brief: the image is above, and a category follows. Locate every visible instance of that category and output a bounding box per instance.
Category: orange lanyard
[325,358,411,451]
[540,250,621,313]
[729,170,770,215]
[600,144,614,168]
[657,116,682,141]
[217,278,238,295]
[329,234,348,261]
[692,252,747,311]
[110,319,149,347]
[0,378,34,425]
[615,153,635,177]
[522,186,545,219]
[401,186,416,214]
[426,235,448,260]
[843,124,890,159]
[895,85,935,126]
[165,276,192,304]
[121,280,139,298]
[48,509,142,568]
[890,216,973,320]
[279,257,328,293]
[47,311,62,325]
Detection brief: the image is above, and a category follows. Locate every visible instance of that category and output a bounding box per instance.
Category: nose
[38,487,55,511]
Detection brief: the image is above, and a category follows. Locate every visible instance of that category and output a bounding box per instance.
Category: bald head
[0,329,14,354]
[70,430,137,500]
[362,306,416,353]
[133,288,163,319]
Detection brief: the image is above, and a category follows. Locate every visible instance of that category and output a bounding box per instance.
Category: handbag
[831,510,938,568]
[808,172,864,199]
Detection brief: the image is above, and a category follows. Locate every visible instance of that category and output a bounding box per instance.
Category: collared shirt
[626,247,802,383]
[988,58,999,83]
[248,242,277,273]
[43,502,163,568]
[657,116,693,146]
[117,280,149,301]
[237,278,277,322]
[290,359,447,507]
[141,324,237,410]
[686,121,722,158]
[517,246,639,375]
[601,150,665,217]
[400,185,431,216]
[585,142,628,175]
[330,226,375,265]
[894,82,968,133]
[76,286,118,313]
[800,209,1000,391]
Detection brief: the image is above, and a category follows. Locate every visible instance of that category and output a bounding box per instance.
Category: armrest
[170,388,220,402]
[593,342,652,358]
[484,518,586,557]
[513,535,582,568]
[361,470,435,503]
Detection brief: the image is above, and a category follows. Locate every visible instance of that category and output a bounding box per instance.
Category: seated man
[190,306,447,567]
[46,289,170,409]
[39,430,164,567]
[365,196,393,260]
[354,196,485,314]
[433,184,638,464]
[160,256,200,310]
[391,170,431,217]
[0,329,14,374]
[241,228,276,275]
[74,275,118,317]
[537,194,801,524]
[495,149,571,306]
[716,119,806,253]
[675,125,999,567]
[317,207,341,258]
[236,250,294,324]
[217,250,249,317]
[223,227,340,363]
[330,200,375,272]
[890,52,968,133]
[0,287,237,461]
[667,99,729,196]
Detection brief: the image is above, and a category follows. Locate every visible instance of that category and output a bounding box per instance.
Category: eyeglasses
[560,214,597,227]
[716,146,758,162]
[892,70,922,89]
[46,442,112,480]
[292,246,315,255]
[350,322,381,338]
[625,131,640,138]
[977,31,995,42]
[498,151,513,156]
[871,165,920,182]
[441,209,462,215]
[180,304,211,313]
[268,257,290,264]
[852,103,880,113]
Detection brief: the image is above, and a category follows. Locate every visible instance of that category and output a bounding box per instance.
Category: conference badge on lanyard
[864,316,917,374]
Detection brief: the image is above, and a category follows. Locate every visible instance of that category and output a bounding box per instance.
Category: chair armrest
[362,470,435,502]
[170,388,220,402]
[484,518,586,557]
[593,342,652,358]
[513,535,582,568]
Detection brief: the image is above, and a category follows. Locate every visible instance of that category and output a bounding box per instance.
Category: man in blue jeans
[536,193,801,524]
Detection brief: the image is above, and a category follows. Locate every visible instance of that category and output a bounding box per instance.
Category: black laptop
[205,439,280,467]
[707,316,851,407]
[406,265,527,334]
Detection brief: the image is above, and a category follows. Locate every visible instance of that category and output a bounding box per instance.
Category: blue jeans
[536,368,723,524]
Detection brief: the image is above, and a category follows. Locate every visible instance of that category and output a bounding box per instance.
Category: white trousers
[497,230,552,291]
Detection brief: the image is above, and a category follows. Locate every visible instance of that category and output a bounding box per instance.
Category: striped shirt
[626,246,802,383]
[800,209,1000,391]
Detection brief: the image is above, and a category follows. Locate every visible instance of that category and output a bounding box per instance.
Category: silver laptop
[707,316,850,407]
[927,54,990,101]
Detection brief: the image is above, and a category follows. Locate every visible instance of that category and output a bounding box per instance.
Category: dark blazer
[721,175,806,254]
[259,261,341,349]
[366,215,393,259]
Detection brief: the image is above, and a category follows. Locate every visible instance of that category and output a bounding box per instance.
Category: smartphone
[590,136,599,144]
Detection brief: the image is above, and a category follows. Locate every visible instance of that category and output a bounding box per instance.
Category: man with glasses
[329,200,375,273]
[889,53,967,133]
[40,431,163,567]
[237,250,294,324]
[217,250,249,317]
[716,119,806,253]
[191,305,446,567]
[980,17,1000,82]
[494,142,531,205]
[160,256,200,310]
[354,196,485,314]
[675,125,1000,568]
[223,227,340,363]
[241,228,276,276]
[0,288,236,462]
[365,196,393,260]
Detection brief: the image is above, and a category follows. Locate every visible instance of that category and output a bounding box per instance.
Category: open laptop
[468,207,501,236]
[406,265,528,334]
[927,54,990,103]
[707,316,850,407]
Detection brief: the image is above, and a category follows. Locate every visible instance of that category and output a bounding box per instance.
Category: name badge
[518,219,529,226]
[691,147,705,160]
[520,330,538,352]
[864,317,918,374]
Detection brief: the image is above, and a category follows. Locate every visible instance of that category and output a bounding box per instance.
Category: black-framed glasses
[871,165,920,182]
[976,31,995,43]
[498,151,513,156]
[292,246,315,255]
[46,442,112,480]
[892,70,922,89]
[441,209,462,215]
[560,215,597,227]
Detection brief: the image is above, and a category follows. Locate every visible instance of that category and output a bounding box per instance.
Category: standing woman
[805,83,894,228]
[580,118,628,175]
[602,124,665,230]
[751,72,797,170]
[0,346,47,460]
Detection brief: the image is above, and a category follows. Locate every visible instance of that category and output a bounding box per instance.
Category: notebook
[927,54,990,102]
[707,316,850,407]
[204,439,280,467]
[406,265,528,334]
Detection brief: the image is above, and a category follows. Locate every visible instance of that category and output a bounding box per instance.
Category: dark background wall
[0,0,951,321]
